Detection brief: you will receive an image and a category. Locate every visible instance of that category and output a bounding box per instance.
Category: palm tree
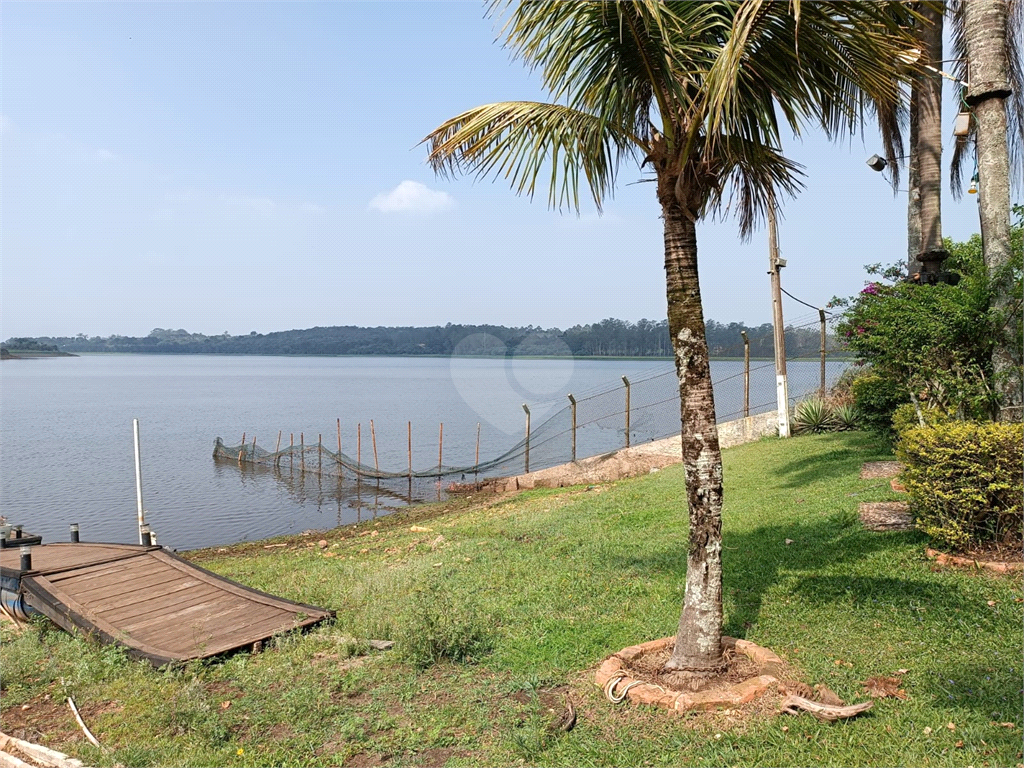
[958,0,1023,418]
[424,1,919,681]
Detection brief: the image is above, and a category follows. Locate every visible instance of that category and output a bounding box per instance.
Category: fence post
[819,308,827,398]
[370,420,380,488]
[740,331,750,418]
[337,418,343,479]
[567,394,577,462]
[622,376,631,448]
[300,433,305,471]
[437,422,444,477]
[475,422,481,487]
[522,404,531,474]
[290,433,294,471]
[318,434,322,473]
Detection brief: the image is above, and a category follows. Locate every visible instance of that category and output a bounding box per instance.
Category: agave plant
[793,398,835,434]
[831,403,862,431]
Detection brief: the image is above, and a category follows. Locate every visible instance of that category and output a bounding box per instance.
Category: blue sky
[1,1,996,339]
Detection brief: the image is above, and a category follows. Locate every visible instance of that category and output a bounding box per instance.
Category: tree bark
[965,0,1021,419]
[916,3,948,276]
[908,88,923,276]
[658,179,725,677]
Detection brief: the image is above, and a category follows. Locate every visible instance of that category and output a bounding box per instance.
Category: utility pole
[768,206,790,437]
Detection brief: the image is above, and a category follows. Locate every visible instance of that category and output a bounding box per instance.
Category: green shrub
[792,398,834,434]
[850,371,908,438]
[896,421,1023,551]
[891,402,950,436]
[396,580,494,669]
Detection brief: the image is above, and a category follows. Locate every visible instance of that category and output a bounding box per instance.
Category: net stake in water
[370,420,379,487]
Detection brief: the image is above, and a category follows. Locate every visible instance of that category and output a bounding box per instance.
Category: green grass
[2,432,1020,767]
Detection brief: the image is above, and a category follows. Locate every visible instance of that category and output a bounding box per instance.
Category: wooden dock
[0,543,333,665]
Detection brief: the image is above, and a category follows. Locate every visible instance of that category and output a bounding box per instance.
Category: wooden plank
[116,593,247,636]
[152,550,332,618]
[96,583,224,624]
[161,610,303,657]
[135,603,285,652]
[63,567,187,603]
[22,575,183,664]
[47,555,154,585]
[1,544,151,577]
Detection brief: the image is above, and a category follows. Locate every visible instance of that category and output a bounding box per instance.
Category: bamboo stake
[370,420,379,473]
[475,422,481,486]
[290,433,294,470]
[408,421,413,497]
[318,433,322,473]
[337,418,343,479]
[523,404,531,474]
[437,422,444,477]
[568,394,577,462]
[300,433,305,471]
[357,423,362,470]
[275,430,282,466]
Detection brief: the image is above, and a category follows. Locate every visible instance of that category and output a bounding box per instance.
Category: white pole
[133,418,146,544]
[768,207,791,438]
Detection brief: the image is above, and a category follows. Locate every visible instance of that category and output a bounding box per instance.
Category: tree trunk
[916,3,948,277]
[658,182,726,679]
[907,88,923,276]
[965,0,1021,419]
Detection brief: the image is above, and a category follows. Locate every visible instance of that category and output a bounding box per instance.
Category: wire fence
[214,306,849,506]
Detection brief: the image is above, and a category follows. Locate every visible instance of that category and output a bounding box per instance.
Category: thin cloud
[368,180,455,215]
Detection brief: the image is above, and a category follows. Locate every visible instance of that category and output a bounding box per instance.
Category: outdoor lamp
[969,172,979,195]
[866,154,888,172]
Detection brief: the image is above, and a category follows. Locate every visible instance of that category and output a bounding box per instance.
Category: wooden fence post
[568,394,577,462]
[437,422,444,477]
[475,422,481,487]
[819,308,827,398]
[370,419,380,487]
[522,404,531,474]
[622,376,631,448]
[300,433,305,472]
[741,330,750,418]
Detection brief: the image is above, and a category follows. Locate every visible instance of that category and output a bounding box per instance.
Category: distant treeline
[6,318,842,359]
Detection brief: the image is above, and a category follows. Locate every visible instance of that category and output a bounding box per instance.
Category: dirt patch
[344,751,390,767]
[860,461,903,479]
[625,645,762,693]
[0,695,80,747]
[858,502,913,531]
[925,547,1023,574]
[595,636,784,715]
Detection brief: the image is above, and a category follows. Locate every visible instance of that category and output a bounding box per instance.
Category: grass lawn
[1,432,1021,767]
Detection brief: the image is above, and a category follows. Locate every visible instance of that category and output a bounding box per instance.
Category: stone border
[594,636,781,713]
[925,548,1023,574]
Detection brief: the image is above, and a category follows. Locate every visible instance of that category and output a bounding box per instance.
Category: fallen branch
[0,603,25,634]
[780,694,873,721]
[66,698,101,749]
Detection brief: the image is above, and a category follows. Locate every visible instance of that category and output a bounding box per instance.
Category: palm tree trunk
[916,3,948,277]
[908,90,923,276]
[965,0,1021,419]
[659,186,725,678]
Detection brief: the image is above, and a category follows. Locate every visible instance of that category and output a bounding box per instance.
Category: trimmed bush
[396,580,494,668]
[890,402,950,435]
[850,371,908,438]
[896,421,1023,551]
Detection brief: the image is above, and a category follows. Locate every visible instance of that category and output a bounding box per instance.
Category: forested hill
[6,318,841,359]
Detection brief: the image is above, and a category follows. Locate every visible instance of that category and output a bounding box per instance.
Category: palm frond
[422,101,639,213]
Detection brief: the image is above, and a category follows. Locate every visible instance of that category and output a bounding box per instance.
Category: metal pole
[568,394,577,462]
[522,404,531,473]
[741,331,750,418]
[622,376,631,448]
[819,308,827,398]
[133,418,146,545]
[70,523,80,543]
[768,206,790,437]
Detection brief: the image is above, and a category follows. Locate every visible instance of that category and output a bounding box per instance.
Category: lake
[0,354,846,550]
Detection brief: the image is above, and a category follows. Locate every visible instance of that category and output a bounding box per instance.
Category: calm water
[0,354,845,550]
